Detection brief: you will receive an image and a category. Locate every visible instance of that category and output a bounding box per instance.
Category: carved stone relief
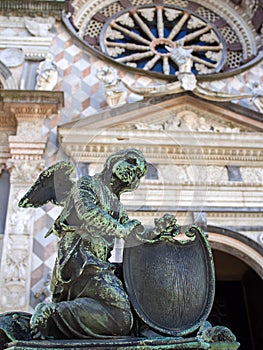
[134,110,243,133]
[0,232,32,310]
[240,167,263,184]
[24,17,55,37]
[158,164,228,184]
[0,48,24,68]
[7,160,45,184]
[0,91,63,312]
[35,53,58,91]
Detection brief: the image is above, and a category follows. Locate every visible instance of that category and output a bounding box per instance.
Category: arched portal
[207,226,263,350]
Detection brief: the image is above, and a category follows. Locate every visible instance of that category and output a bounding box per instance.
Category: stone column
[0,91,63,312]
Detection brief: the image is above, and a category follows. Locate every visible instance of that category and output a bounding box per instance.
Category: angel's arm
[73,176,139,239]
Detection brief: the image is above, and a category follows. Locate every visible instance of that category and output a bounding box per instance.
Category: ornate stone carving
[134,110,241,133]
[0,90,63,315]
[164,8,181,21]
[159,164,188,183]
[105,27,124,40]
[158,165,228,184]
[107,46,125,58]
[240,167,263,184]
[25,17,55,37]
[200,31,220,44]
[0,48,25,68]
[35,53,58,91]
[138,8,155,22]
[7,160,45,184]
[8,190,33,233]
[4,235,29,283]
[247,82,263,113]
[0,233,31,310]
[206,166,228,183]
[116,13,134,27]
[34,273,52,304]
[187,16,206,29]
[101,6,224,76]
[96,66,127,108]
[67,0,262,79]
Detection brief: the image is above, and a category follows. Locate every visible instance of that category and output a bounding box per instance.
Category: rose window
[65,0,263,80]
[100,6,225,76]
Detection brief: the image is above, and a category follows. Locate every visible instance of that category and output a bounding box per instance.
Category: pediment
[59,93,263,134]
[58,93,263,166]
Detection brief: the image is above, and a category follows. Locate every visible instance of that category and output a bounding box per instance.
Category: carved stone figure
[25,17,54,37]
[96,67,127,108]
[35,53,58,91]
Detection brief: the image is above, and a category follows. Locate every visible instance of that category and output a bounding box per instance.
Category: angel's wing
[18,161,75,208]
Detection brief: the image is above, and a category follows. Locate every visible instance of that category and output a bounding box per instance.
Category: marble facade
[0,4,262,339]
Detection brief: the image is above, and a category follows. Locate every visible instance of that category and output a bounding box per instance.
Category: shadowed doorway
[209,250,263,350]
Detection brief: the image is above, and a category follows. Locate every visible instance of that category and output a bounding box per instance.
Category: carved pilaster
[0,90,63,312]
[0,160,45,312]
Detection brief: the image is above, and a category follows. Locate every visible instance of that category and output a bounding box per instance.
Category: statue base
[6,337,240,350]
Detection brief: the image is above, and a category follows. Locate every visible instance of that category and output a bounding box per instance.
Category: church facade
[0,1,262,349]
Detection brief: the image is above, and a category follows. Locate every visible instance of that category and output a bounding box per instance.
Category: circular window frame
[99,5,228,77]
[64,0,263,81]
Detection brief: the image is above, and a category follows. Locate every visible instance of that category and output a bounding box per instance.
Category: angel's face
[111,154,148,193]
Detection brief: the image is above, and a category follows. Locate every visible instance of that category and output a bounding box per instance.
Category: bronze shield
[123,225,215,336]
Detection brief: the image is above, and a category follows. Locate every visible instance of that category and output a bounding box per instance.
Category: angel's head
[101,148,148,195]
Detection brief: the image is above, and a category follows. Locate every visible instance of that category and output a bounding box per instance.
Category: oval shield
[123,225,215,336]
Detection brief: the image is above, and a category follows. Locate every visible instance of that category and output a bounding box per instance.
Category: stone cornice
[58,130,263,166]
[0,90,64,122]
[0,90,64,107]
[0,37,52,51]
[0,0,67,20]
[0,90,64,162]
[8,138,47,160]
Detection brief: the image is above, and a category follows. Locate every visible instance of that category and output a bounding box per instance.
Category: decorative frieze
[0,1,67,20]
[59,133,263,166]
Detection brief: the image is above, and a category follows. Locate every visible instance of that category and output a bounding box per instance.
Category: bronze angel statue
[0,148,180,347]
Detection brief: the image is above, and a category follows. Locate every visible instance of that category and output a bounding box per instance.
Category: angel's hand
[123,219,142,236]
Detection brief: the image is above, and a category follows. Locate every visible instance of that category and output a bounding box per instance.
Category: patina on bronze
[0,149,240,349]
[124,224,215,337]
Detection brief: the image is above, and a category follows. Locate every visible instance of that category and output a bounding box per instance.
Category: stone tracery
[65,0,263,79]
